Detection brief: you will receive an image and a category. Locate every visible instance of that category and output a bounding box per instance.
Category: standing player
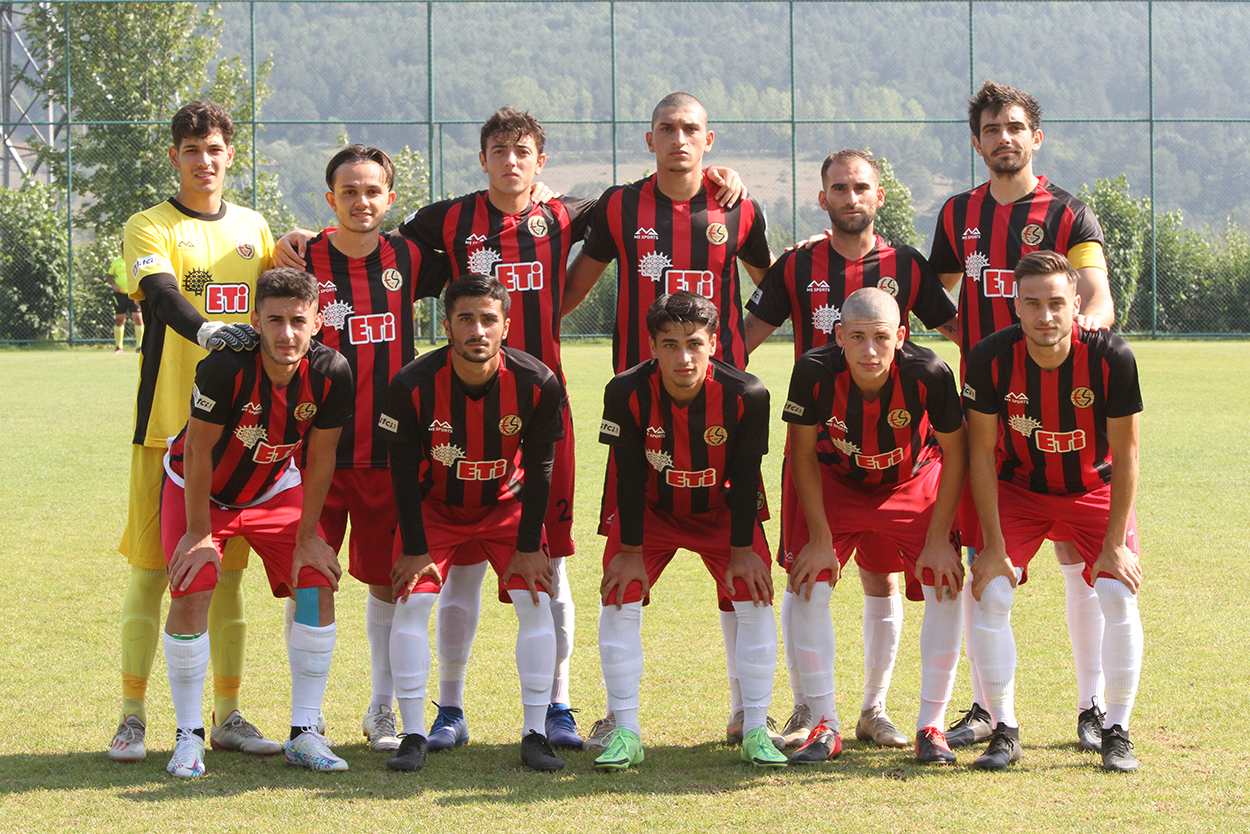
[744,149,958,749]
[105,246,144,353]
[929,81,1116,751]
[963,251,1143,772]
[161,267,353,777]
[594,291,784,771]
[302,145,452,751]
[381,275,567,773]
[561,93,773,747]
[782,288,966,764]
[110,101,276,763]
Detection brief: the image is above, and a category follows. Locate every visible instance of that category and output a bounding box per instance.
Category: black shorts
[113,294,139,315]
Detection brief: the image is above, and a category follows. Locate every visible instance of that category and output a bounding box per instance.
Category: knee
[975,576,1016,623]
[1094,577,1138,623]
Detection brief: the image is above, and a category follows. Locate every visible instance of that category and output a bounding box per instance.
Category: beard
[829,210,875,235]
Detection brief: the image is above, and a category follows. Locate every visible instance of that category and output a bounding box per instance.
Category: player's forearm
[926,443,966,547]
[743,313,778,354]
[140,273,207,343]
[561,253,608,317]
[1077,266,1115,329]
[517,440,555,553]
[1103,418,1140,550]
[967,442,1005,551]
[181,435,216,537]
[789,430,832,543]
[742,260,768,287]
[296,428,341,543]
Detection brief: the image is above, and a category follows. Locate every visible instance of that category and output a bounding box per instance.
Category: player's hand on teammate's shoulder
[529,182,559,204]
[274,229,316,269]
[705,166,744,208]
[503,549,554,606]
[200,321,259,351]
[786,539,838,601]
[292,535,341,591]
[601,549,648,609]
[727,544,774,607]
[1090,542,1142,594]
[968,546,1017,601]
[169,532,221,592]
[391,552,440,603]
[1075,312,1111,331]
[914,538,965,601]
[784,230,831,254]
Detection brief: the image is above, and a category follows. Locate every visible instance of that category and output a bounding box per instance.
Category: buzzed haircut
[1014,250,1079,289]
[325,144,396,190]
[443,273,512,319]
[646,291,719,338]
[171,100,234,147]
[967,81,1043,136]
[650,92,707,128]
[257,267,319,310]
[820,148,881,187]
[841,287,901,327]
[480,106,546,155]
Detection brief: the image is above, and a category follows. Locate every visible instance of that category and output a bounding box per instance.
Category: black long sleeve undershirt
[517,439,555,553]
[139,273,207,343]
[389,442,428,556]
[725,452,764,548]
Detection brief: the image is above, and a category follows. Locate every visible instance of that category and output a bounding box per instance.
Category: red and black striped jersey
[305,231,451,469]
[581,173,772,372]
[963,324,1142,495]
[397,193,595,376]
[599,358,769,521]
[168,341,353,507]
[749,235,956,359]
[383,345,564,508]
[783,341,963,488]
[929,176,1103,362]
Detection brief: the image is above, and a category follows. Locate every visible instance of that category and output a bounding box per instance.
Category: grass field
[1,340,1247,833]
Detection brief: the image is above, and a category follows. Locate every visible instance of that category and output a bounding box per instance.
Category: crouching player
[382,274,567,773]
[964,251,1143,772]
[595,291,784,771]
[160,268,354,777]
[781,287,967,764]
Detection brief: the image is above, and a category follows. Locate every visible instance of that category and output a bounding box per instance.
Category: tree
[0,182,68,340]
[875,155,920,248]
[1078,175,1151,330]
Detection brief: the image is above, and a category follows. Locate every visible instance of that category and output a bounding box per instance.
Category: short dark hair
[325,144,395,190]
[820,148,880,187]
[968,81,1042,136]
[650,92,706,128]
[480,106,546,155]
[1014,250,1078,289]
[257,268,319,310]
[443,274,511,319]
[171,100,233,147]
[646,291,719,338]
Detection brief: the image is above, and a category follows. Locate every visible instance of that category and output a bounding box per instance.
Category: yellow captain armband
[1067,241,1107,273]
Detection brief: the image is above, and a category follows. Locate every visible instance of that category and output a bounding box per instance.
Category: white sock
[1094,578,1143,730]
[963,548,986,707]
[435,560,488,708]
[548,556,575,705]
[1060,560,1106,711]
[917,585,963,730]
[862,593,903,712]
[366,594,396,711]
[970,571,1021,728]
[780,590,806,707]
[288,622,336,730]
[599,602,644,736]
[784,587,838,730]
[165,632,210,730]
[732,601,778,735]
[509,589,556,736]
[720,609,743,715]
[283,597,296,642]
[391,593,437,736]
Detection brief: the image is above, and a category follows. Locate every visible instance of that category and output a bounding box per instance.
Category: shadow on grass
[0,737,1110,802]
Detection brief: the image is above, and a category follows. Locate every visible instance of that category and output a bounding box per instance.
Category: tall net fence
[3,0,1248,344]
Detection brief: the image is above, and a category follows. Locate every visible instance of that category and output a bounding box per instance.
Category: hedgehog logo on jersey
[1008,415,1043,437]
[812,303,840,334]
[965,251,989,281]
[645,448,673,473]
[234,424,268,449]
[639,252,673,282]
[321,299,354,331]
[831,437,861,457]
[431,443,465,467]
[467,247,502,275]
[183,268,212,295]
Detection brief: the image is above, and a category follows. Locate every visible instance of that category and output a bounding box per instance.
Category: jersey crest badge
[645,448,673,473]
[499,414,522,436]
[877,277,899,297]
[1070,387,1095,408]
[294,402,317,422]
[382,269,402,292]
[1021,224,1045,247]
[887,408,911,429]
[527,215,548,238]
[634,227,659,240]
[236,240,256,260]
[321,299,354,331]
[812,303,840,334]
[703,425,727,447]
[431,443,466,467]
[706,223,728,245]
[639,252,672,282]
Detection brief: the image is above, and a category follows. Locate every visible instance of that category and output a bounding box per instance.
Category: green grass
[1,340,1247,833]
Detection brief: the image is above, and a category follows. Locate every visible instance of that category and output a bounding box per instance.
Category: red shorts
[997,481,1141,586]
[544,409,577,558]
[320,468,397,587]
[782,461,955,601]
[602,506,772,606]
[160,479,333,599]
[393,500,549,602]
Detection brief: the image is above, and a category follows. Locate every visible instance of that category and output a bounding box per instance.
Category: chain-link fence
[3,0,1248,344]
